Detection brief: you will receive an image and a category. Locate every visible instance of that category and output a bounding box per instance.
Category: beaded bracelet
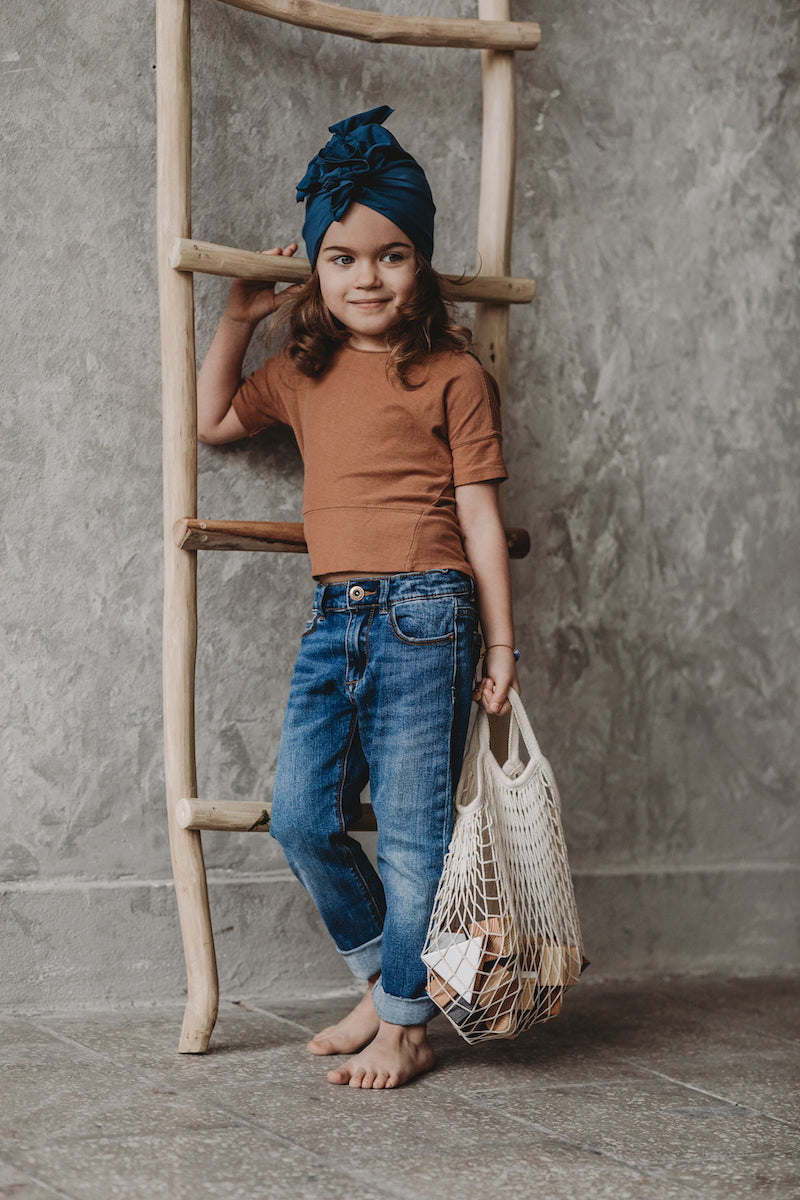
[486,643,521,661]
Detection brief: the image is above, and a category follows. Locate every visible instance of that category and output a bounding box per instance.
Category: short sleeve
[445,356,508,486]
[230,354,289,437]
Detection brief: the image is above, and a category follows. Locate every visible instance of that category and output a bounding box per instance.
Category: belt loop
[379,577,391,612]
[317,584,328,613]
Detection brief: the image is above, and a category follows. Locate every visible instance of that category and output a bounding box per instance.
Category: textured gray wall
[2,0,798,1010]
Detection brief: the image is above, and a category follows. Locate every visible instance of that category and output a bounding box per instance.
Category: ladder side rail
[474,0,517,763]
[156,0,219,1054]
[473,0,517,406]
[216,0,540,50]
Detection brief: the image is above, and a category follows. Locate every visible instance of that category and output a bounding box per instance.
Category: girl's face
[316,203,418,351]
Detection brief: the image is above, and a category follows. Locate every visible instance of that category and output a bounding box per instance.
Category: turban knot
[296,106,435,266]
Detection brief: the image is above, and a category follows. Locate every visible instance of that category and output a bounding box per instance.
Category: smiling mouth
[349,299,390,307]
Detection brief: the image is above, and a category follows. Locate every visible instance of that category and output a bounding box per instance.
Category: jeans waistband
[315,570,474,613]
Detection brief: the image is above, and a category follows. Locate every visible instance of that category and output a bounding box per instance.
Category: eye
[382,251,407,264]
[330,254,354,266]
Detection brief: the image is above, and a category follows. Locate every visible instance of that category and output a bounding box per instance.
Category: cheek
[316,267,343,308]
[397,272,418,305]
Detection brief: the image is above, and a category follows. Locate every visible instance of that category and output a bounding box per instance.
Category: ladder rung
[176,797,378,833]
[216,0,540,50]
[176,519,531,559]
[175,519,308,554]
[170,239,536,306]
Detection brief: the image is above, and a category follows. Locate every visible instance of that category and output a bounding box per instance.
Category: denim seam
[335,706,384,927]
[345,607,376,687]
[362,605,375,678]
[324,587,472,614]
[344,611,354,688]
[443,614,459,861]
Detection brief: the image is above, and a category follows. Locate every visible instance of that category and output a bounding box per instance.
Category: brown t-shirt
[231,344,507,578]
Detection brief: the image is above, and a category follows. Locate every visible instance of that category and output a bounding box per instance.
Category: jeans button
[349,585,365,601]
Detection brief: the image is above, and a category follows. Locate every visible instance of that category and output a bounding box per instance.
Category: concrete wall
[2,0,798,1010]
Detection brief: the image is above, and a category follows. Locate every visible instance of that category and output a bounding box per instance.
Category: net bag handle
[480,687,544,767]
[457,690,546,815]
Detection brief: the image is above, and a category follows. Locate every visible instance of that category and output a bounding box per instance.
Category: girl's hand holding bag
[422,688,587,1043]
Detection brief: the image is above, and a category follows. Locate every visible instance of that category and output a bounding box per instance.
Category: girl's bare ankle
[378,1019,428,1044]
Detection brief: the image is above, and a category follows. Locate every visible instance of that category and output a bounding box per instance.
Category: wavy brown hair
[273,255,472,388]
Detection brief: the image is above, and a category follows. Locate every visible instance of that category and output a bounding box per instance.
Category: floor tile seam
[0,1112,252,1154]
[420,1053,664,1094]
[636,1155,797,1196]
[616,1058,800,1127]
[415,1084,707,1184]
[0,1117,253,1154]
[644,1148,800,1169]
[14,1017,216,1091]
[11,1015,305,1116]
[732,1021,800,1049]
[295,1157,440,1200]
[72,1099,422,1200]
[230,1000,317,1036]
[238,987,364,1008]
[1,1121,308,1154]
[435,1074,661,1095]
[330,1150,703,1200]
[421,1067,710,1102]
[622,1149,800,1175]
[619,1039,800,1065]
[31,998,323,1061]
[642,1020,800,1056]
[24,1009,306,1088]
[575,1012,799,1054]
[22,1016,154,1067]
[433,1098,796,1177]
[9,1128,792,1179]
[644,985,800,1025]
[0,1150,82,1200]
[421,1083,800,1172]
[632,971,800,986]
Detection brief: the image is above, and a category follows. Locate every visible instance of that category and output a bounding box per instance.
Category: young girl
[197,106,519,1089]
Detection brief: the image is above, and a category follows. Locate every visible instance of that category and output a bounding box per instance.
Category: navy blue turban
[296,105,436,267]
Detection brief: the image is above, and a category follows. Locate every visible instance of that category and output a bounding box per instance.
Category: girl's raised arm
[197,243,298,444]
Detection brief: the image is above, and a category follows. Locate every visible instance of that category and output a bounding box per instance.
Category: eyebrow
[321,240,413,254]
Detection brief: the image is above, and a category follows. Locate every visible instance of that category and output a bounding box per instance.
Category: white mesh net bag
[422,689,586,1043]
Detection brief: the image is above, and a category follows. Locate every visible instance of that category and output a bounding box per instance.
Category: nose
[354,259,381,288]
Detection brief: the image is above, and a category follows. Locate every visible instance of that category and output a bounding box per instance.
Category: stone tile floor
[1,974,798,1199]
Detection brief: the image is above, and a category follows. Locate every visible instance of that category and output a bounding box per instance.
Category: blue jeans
[270,570,481,1026]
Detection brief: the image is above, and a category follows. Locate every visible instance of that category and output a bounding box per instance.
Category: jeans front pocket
[388,596,456,646]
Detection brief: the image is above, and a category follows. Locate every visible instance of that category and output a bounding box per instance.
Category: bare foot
[327,1020,435,1089]
[308,981,381,1056]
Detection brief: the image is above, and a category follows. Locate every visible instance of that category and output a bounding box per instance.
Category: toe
[327,1066,349,1085]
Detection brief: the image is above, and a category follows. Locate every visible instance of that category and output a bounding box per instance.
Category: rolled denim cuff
[372,979,438,1026]
[339,931,383,980]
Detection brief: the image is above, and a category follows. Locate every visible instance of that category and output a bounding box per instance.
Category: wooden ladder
[156,0,539,1053]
